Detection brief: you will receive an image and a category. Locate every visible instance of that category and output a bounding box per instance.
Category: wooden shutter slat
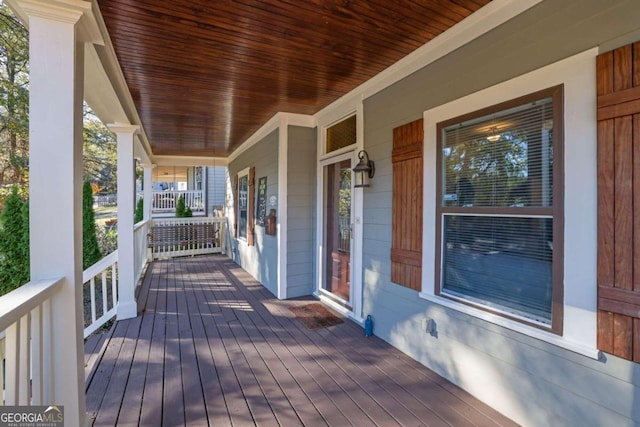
[634,114,640,291]
[598,99,640,121]
[248,167,255,246]
[597,119,615,288]
[614,116,633,291]
[597,41,640,362]
[391,119,423,291]
[614,44,633,92]
[598,86,640,108]
[613,315,633,359]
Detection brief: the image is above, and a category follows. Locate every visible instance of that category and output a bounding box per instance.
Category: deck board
[85,255,518,427]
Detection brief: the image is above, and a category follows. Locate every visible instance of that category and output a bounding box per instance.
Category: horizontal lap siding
[227,130,279,294]
[597,42,640,362]
[287,126,317,298]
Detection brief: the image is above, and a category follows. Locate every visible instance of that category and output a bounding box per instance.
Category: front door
[321,156,353,306]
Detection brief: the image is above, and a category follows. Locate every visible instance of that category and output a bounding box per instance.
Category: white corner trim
[418,293,600,360]
[228,112,315,163]
[277,116,289,300]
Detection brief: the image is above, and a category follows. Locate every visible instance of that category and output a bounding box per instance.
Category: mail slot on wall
[265,209,277,236]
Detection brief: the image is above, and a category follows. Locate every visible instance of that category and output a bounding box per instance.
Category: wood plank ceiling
[97,0,490,157]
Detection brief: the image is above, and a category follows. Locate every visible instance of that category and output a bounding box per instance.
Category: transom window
[325,115,356,154]
[436,85,563,333]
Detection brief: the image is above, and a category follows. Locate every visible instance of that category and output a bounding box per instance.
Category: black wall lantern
[353,150,375,188]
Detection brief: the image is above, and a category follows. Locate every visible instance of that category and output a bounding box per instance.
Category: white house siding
[286,126,317,298]
[360,1,640,426]
[206,165,227,214]
[226,130,279,295]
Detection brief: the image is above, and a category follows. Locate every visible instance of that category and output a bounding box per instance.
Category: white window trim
[420,48,600,359]
[236,167,250,242]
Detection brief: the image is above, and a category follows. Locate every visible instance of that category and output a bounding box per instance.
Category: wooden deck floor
[84,255,517,427]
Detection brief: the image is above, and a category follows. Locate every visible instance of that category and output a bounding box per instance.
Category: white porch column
[110,124,140,320]
[142,163,154,220]
[16,0,101,424]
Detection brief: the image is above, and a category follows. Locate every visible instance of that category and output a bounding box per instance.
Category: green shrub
[0,186,29,294]
[175,194,186,218]
[83,181,102,269]
[134,197,144,223]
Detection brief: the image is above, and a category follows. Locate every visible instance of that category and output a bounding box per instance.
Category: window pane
[442,98,553,208]
[441,215,553,324]
[326,115,356,153]
[238,175,248,239]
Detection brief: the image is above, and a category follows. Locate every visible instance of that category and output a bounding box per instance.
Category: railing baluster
[112,263,118,308]
[101,270,108,316]
[90,277,97,323]
[18,315,29,405]
[30,304,43,405]
[5,321,19,405]
[41,298,52,404]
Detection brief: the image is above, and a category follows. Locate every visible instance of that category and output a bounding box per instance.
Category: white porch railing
[0,277,64,404]
[152,190,205,214]
[134,219,151,283]
[83,251,118,338]
[149,216,225,259]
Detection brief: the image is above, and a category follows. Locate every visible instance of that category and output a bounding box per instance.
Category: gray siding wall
[287,126,317,298]
[360,1,640,426]
[206,166,227,213]
[227,130,279,295]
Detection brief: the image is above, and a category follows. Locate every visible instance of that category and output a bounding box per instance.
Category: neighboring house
[144,165,226,217]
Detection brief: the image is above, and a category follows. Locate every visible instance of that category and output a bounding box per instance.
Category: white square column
[16,0,102,424]
[109,124,139,320]
[142,163,154,220]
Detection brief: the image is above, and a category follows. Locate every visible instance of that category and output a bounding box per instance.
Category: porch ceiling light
[353,150,375,188]
[486,126,501,142]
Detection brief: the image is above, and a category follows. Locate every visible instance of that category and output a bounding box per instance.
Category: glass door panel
[323,158,352,304]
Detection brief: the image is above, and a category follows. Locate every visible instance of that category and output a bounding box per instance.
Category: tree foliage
[134,197,144,223]
[0,185,28,294]
[0,4,29,193]
[83,180,102,269]
[83,107,117,193]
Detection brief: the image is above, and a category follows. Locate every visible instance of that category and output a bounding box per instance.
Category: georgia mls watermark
[0,406,63,427]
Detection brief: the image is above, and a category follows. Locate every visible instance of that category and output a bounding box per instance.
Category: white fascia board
[154,155,228,167]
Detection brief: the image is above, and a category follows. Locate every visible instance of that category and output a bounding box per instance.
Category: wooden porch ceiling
[97,0,490,158]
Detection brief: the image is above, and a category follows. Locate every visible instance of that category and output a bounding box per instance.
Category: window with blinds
[436,85,564,332]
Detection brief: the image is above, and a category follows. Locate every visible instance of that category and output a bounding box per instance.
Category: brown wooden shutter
[597,42,640,362]
[233,174,238,238]
[248,166,256,246]
[391,119,423,290]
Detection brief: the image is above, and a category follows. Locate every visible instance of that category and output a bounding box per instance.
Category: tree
[175,194,186,218]
[0,185,28,294]
[83,106,117,193]
[134,197,144,223]
[0,4,29,193]
[83,180,102,269]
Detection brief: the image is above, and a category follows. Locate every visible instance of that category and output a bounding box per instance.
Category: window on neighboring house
[436,85,564,333]
[237,172,249,240]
